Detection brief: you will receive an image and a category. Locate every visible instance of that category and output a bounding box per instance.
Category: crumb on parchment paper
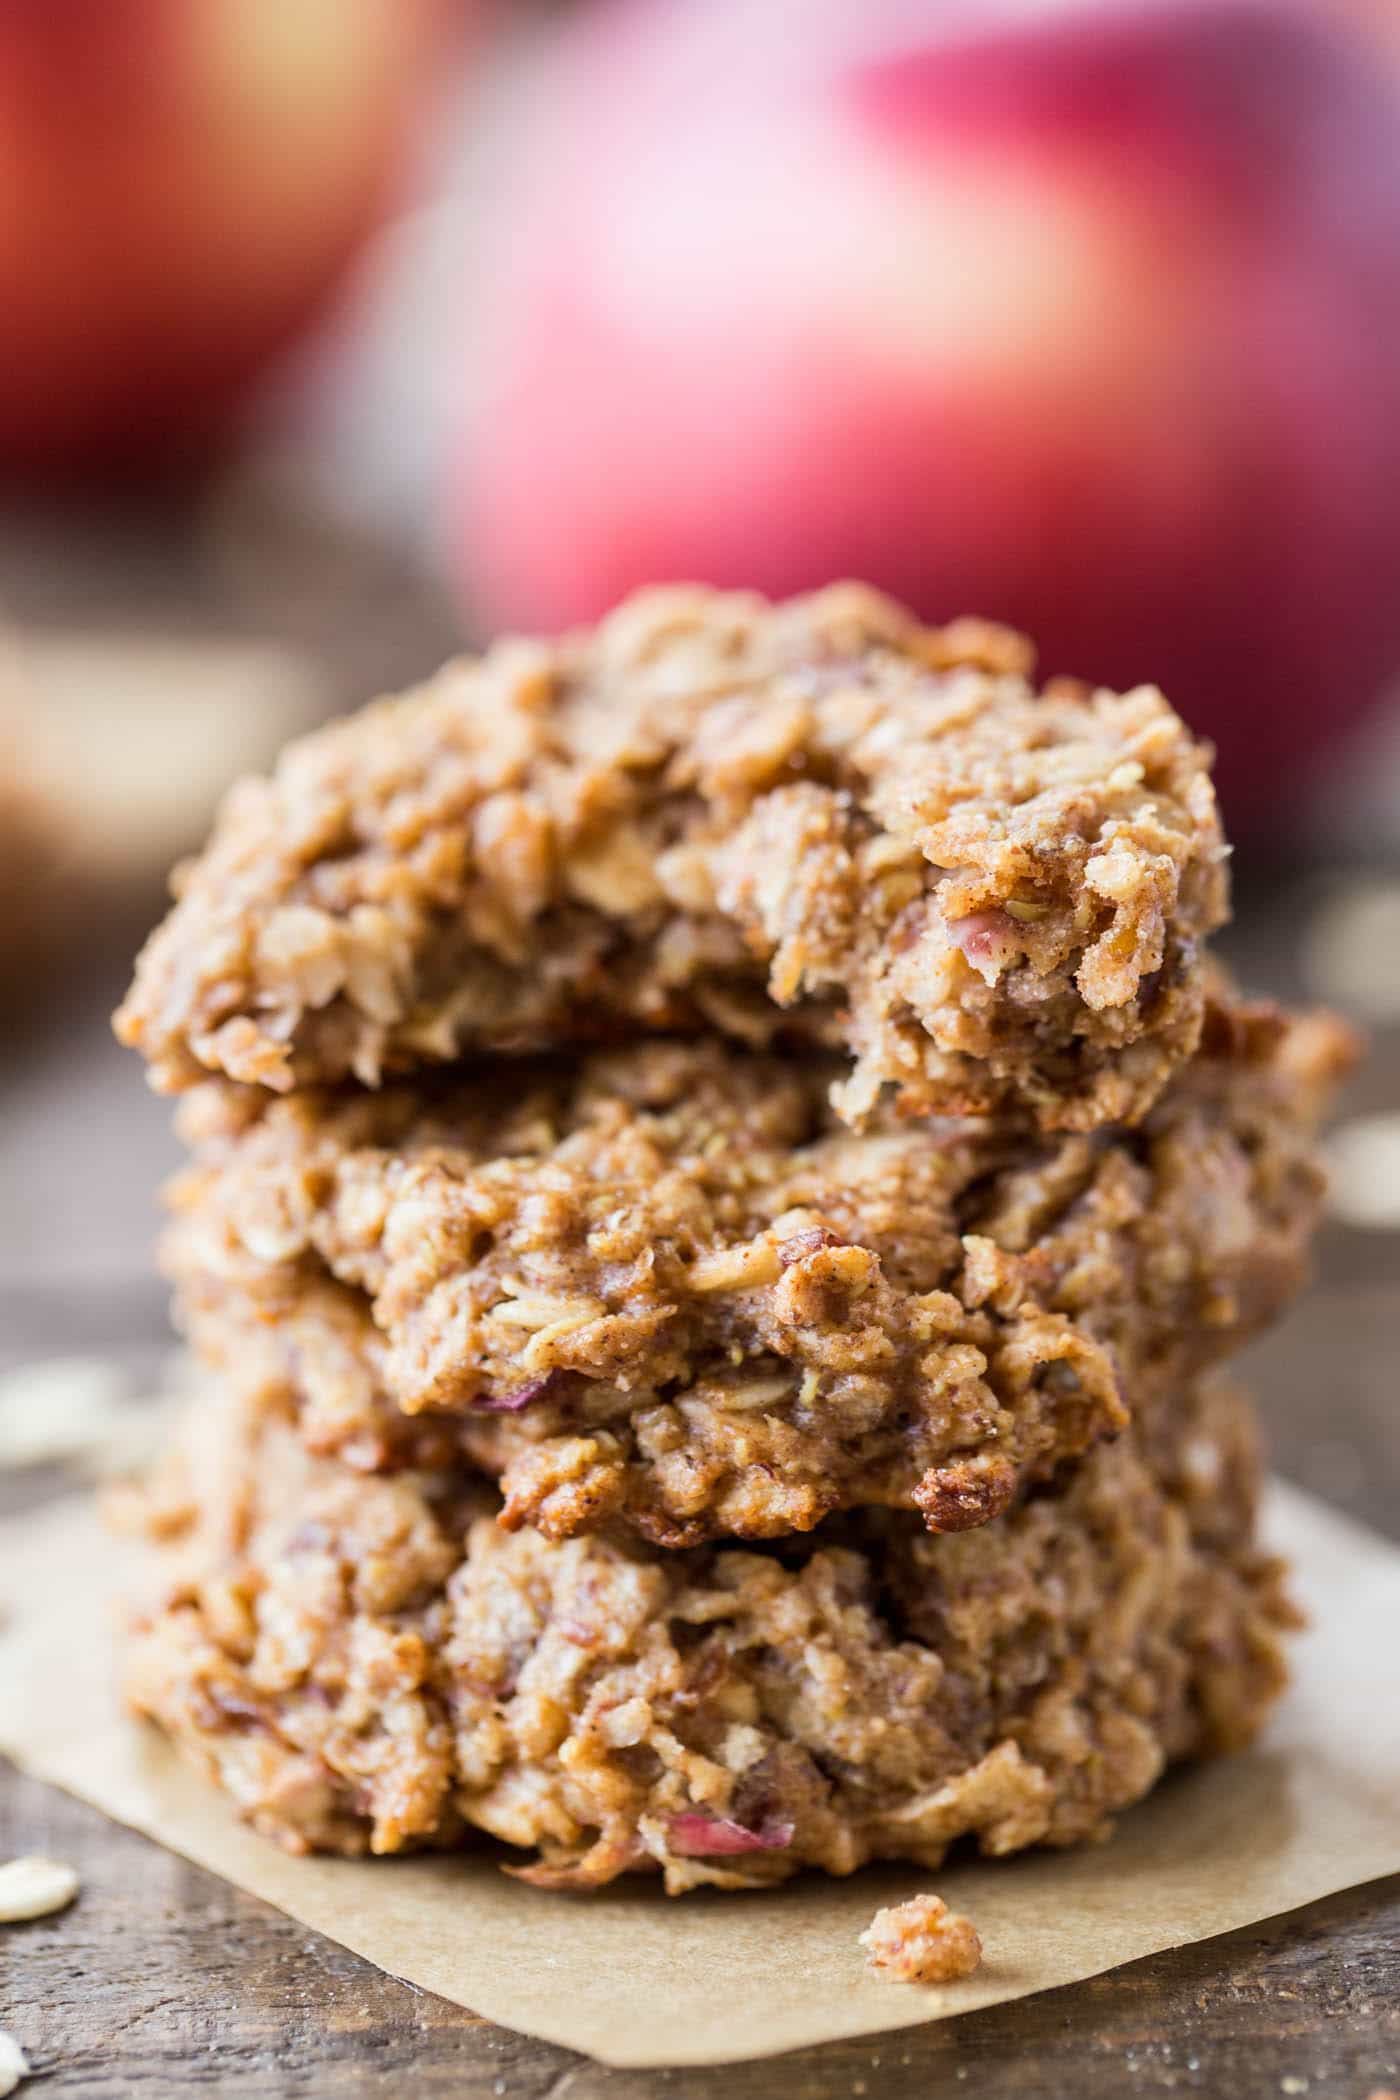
[860,1893,983,1984]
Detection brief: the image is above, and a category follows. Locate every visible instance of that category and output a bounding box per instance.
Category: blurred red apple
[1318,0,1400,66]
[0,0,471,478]
[452,0,1400,817]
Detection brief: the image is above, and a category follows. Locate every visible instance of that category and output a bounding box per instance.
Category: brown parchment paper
[0,1481,1397,2071]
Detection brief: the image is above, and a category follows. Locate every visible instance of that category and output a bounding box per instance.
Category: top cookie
[116,584,1229,1129]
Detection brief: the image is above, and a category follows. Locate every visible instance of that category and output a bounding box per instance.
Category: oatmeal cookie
[159,986,1351,1546]
[121,1375,1294,1889]
[116,584,1228,1130]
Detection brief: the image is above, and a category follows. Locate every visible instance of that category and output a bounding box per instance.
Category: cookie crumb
[0,2032,28,2096]
[859,1893,982,1984]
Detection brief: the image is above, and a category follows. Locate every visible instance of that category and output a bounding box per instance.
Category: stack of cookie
[114,586,1351,1892]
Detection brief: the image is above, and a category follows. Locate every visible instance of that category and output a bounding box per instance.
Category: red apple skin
[1318,0,1400,67]
[452,0,1400,817]
[0,0,468,479]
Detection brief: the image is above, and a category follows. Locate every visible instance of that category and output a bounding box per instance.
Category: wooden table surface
[1,518,1396,2095]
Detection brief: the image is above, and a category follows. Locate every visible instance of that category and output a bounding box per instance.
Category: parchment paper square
[0,1483,1395,2069]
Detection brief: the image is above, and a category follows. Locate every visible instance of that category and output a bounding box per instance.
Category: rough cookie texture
[160,985,1351,1546]
[115,584,1228,1131]
[120,1376,1294,1890]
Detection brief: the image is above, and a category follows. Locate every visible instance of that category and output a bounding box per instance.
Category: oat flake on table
[0,2033,28,2097]
[0,1856,79,1923]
